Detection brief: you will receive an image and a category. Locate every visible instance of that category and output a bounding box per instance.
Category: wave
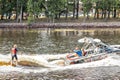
[0,53,120,73]
[0,54,66,67]
[62,53,120,70]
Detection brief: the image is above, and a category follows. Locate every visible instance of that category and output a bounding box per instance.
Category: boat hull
[65,53,109,65]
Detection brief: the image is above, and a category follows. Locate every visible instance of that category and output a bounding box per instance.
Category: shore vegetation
[0,0,120,23]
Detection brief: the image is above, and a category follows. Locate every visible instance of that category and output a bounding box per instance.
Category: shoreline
[0,22,120,28]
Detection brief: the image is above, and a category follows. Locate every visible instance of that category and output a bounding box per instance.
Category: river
[0,28,120,55]
[0,28,120,80]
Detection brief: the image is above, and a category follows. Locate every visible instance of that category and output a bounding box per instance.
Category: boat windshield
[78,37,111,53]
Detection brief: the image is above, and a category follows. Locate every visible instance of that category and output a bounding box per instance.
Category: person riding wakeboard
[11,44,18,66]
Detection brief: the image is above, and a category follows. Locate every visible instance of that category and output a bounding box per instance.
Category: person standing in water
[11,44,18,66]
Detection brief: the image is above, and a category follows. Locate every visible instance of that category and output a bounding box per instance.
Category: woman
[11,44,18,66]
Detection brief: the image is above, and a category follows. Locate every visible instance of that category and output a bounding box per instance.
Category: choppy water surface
[0,28,120,55]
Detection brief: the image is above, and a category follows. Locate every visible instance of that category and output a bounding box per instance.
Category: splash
[0,53,68,66]
[0,53,120,73]
[60,53,120,70]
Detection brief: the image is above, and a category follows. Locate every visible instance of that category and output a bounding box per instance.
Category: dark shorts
[12,54,18,60]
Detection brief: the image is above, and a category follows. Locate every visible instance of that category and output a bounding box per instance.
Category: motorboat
[65,37,120,65]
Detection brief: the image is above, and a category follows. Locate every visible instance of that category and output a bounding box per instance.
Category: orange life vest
[11,48,17,54]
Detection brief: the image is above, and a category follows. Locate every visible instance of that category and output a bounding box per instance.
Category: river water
[0,28,120,79]
[0,28,120,55]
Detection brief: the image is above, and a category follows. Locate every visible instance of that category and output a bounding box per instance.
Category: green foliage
[46,0,65,18]
[27,0,34,24]
[81,0,92,17]
[27,13,34,24]
[0,0,120,21]
[27,0,34,13]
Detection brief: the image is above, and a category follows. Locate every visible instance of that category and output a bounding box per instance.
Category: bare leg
[11,60,13,66]
[16,60,18,65]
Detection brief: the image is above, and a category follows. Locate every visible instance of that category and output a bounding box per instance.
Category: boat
[65,37,120,65]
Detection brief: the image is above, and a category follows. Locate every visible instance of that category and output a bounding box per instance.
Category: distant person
[94,45,101,54]
[11,44,18,66]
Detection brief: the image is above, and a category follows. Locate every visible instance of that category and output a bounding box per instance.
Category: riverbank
[0,22,120,28]
[0,66,120,80]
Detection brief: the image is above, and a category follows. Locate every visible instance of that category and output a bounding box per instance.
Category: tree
[81,0,92,19]
[27,0,34,24]
[1,0,120,22]
[0,0,5,20]
[45,0,65,22]
[16,0,26,22]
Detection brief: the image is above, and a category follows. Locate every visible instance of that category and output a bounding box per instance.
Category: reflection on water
[0,28,120,54]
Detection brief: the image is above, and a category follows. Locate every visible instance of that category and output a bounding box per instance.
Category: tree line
[0,0,120,23]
